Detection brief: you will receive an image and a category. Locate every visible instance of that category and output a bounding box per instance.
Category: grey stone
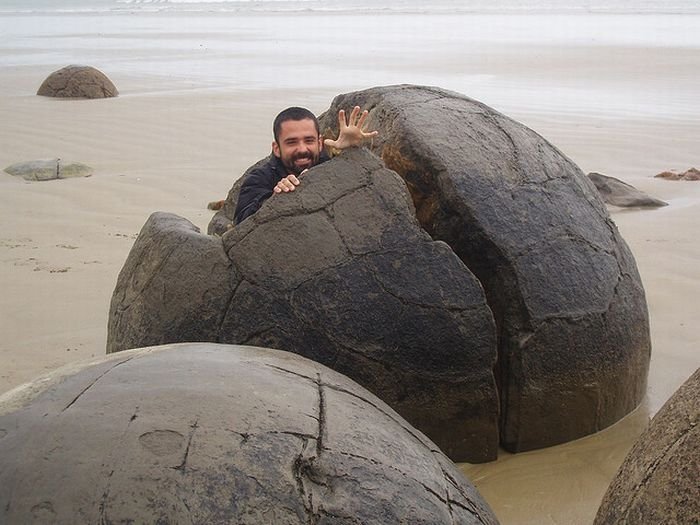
[4,158,93,181]
[317,85,651,453]
[587,172,668,208]
[37,65,118,99]
[108,212,235,353]
[109,149,499,463]
[0,343,500,525]
[594,367,700,525]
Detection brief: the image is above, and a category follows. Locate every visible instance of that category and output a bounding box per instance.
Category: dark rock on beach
[4,158,93,181]
[37,65,118,99]
[0,343,500,525]
[587,172,667,208]
[109,149,499,463]
[594,367,700,525]
[317,85,651,453]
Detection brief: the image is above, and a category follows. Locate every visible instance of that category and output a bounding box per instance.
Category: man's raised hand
[324,106,378,151]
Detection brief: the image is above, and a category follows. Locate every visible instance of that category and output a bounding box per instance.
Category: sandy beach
[1,6,699,524]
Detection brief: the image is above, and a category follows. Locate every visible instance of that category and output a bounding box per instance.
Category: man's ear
[272,140,280,157]
[318,135,324,150]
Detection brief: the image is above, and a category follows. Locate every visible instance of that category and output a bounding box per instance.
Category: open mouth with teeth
[294,156,313,169]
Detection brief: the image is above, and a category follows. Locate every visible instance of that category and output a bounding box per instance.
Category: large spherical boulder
[316,85,651,453]
[37,65,118,99]
[0,343,499,524]
[109,149,499,463]
[594,367,700,525]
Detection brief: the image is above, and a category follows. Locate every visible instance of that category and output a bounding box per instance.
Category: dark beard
[284,152,318,175]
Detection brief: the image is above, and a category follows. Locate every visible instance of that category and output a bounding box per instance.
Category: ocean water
[1,0,700,14]
[1,0,699,121]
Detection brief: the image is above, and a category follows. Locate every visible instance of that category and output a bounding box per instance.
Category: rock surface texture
[109,149,499,462]
[594,367,700,525]
[587,172,667,208]
[4,158,93,181]
[317,85,651,453]
[0,343,500,525]
[37,65,118,99]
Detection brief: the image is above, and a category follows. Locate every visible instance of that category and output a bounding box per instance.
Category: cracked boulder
[0,343,500,524]
[37,65,118,99]
[317,85,651,453]
[594,367,700,525]
[4,158,93,181]
[108,149,499,463]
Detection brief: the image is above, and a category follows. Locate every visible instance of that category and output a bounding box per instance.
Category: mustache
[293,152,313,161]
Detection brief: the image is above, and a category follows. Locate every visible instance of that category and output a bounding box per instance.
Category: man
[234,105,377,224]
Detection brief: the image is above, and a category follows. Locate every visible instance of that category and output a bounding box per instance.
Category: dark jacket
[234,151,330,225]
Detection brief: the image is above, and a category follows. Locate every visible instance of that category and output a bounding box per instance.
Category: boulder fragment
[317,85,651,453]
[37,65,118,99]
[587,172,667,208]
[594,367,700,525]
[107,212,235,353]
[654,167,700,181]
[109,149,499,462]
[4,158,93,181]
[0,343,500,524]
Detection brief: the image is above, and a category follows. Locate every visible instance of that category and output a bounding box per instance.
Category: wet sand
[1,11,699,523]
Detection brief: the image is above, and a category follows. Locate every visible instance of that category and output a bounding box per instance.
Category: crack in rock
[173,419,199,474]
[61,356,136,412]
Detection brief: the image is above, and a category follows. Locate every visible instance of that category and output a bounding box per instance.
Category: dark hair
[273,107,320,143]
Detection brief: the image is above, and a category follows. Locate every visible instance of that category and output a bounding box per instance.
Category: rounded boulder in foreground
[594,367,700,525]
[0,343,499,524]
[37,65,118,99]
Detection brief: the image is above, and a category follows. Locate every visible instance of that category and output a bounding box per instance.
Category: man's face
[272,118,323,175]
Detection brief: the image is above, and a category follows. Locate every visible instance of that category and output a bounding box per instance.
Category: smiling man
[233,105,377,224]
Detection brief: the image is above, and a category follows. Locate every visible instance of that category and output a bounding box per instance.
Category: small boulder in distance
[685,167,700,180]
[587,172,667,208]
[654,167,700,181]
[4,159,93,181]
[37,65,118,99]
